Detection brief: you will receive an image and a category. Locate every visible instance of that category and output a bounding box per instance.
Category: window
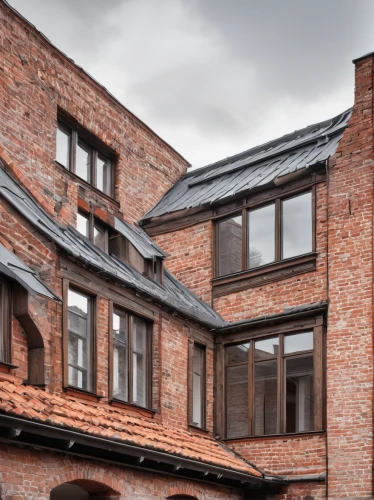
[67,287,95,392]
[111,307,151,409]
[76,210,109,253]
[56,120,114,197]
[216,190,313,277]
[225,327,323,439]
[190,343,206,428]
[0,279,11,364]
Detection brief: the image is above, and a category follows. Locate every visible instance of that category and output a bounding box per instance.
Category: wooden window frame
[77,210,109,253]
[63,280,97,396]
[213,187,316,291]
[219,315,324,440]
[0,278,12,366]
[108,302,153,410]
[56,118,115,198]
[188,339,207,430]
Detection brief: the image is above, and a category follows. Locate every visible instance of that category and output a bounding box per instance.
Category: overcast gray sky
[8,0,374,167]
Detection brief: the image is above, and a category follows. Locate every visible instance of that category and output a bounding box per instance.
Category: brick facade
[1,0,374,498]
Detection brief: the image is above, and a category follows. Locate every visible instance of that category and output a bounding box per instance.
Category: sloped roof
[0,243,59,300]
[142,109,351,222]
[0,166,224,328]
[115,218,166,259]
[0,380,262,479]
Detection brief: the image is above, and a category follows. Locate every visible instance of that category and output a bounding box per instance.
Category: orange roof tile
[0,381,261,478]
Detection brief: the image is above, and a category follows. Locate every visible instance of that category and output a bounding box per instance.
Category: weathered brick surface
[0,445,242,500]
[0,3,188,227]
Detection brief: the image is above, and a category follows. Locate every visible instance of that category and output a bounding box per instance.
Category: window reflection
[218,215,242,276]
[282,192,312,259]
[56,126,70,168]
[76,141,91,183]
[248,203,275,268]
[76,212,89,238]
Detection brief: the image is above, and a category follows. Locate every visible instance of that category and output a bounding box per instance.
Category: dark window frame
[77,210,110,253]
[0,278,12,366]
[221,316,324,440]
[214,187,316,280]
[56,116,115,198]
[108,302,153,410]
[188,339,207,430]
[63,280,97,396]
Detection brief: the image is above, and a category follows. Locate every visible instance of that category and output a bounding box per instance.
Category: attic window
[56,116,114,198]
[76,210,109,253]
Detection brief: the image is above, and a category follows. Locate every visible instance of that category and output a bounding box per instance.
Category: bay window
[225,324,323,439]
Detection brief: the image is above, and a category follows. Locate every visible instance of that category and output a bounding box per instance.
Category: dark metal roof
[0,243,60,300]
[142,109,351,222]
[115,218,166,259]
[0,166,224,328]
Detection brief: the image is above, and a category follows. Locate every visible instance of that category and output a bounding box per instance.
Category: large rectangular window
[67,288,94,392]
[56,119,114,197]
[111,307,151,409]
[225,328,322,438]
[216,190,313,277]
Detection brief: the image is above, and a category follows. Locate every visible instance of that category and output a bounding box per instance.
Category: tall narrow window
[282,192,312,259]
[225,326,322,439]
[56,124,71,169]
[248,203,275,268]
[67,288,94,392]
[111,308,150,409]
[192,344,206,428]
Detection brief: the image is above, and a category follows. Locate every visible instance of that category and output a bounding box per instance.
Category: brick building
[0,1,373,499]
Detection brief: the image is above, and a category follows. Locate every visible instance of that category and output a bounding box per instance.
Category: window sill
[188,424,210,434]
[224,430,325,442]
[65,386,103,402]
[55,161,119,207]
[110,398,155,417]
[212,253,317,297]
[0,361,18,373]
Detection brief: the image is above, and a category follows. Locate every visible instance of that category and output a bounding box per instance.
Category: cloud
[7,0,374,167]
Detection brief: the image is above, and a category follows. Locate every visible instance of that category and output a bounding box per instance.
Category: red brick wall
[153,221,213,304]
[324,54,374,499]
[0,444,242,500]
[0,2,188,228]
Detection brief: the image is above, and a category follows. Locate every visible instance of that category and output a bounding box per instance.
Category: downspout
[325,157,330,499]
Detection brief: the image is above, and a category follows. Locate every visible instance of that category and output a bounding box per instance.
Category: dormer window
[76,210,109,253]
[56,114,114,198]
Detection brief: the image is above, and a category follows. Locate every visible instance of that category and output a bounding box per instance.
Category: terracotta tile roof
[0,381,261,478]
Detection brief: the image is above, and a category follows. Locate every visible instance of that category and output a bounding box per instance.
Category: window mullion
[128,315,134,403]
[242,208,247,271]
[278,334,284,434]
[248,340,254,435]
[275,198,281,261]
[92,149,98,188]
[71,130,77,174]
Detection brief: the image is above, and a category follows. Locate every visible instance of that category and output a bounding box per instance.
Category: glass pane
[56,126,70,168]
[282,192,312,259]
[254,337,279,360]
[113,311,128,401]
[227,343,249,365]
[248,203,275,268]
[254,360,277,435]
[76,141,91,182]
[76,212,89,238]
[132,317,147,407]
[218,215,242,276]
[68,289,92,391]
[284,332,313,354]
[97,156,112,196]
[285,355,314,432]
[226,365,248,438]
[192,345,204,427]
[94,225,106,251]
